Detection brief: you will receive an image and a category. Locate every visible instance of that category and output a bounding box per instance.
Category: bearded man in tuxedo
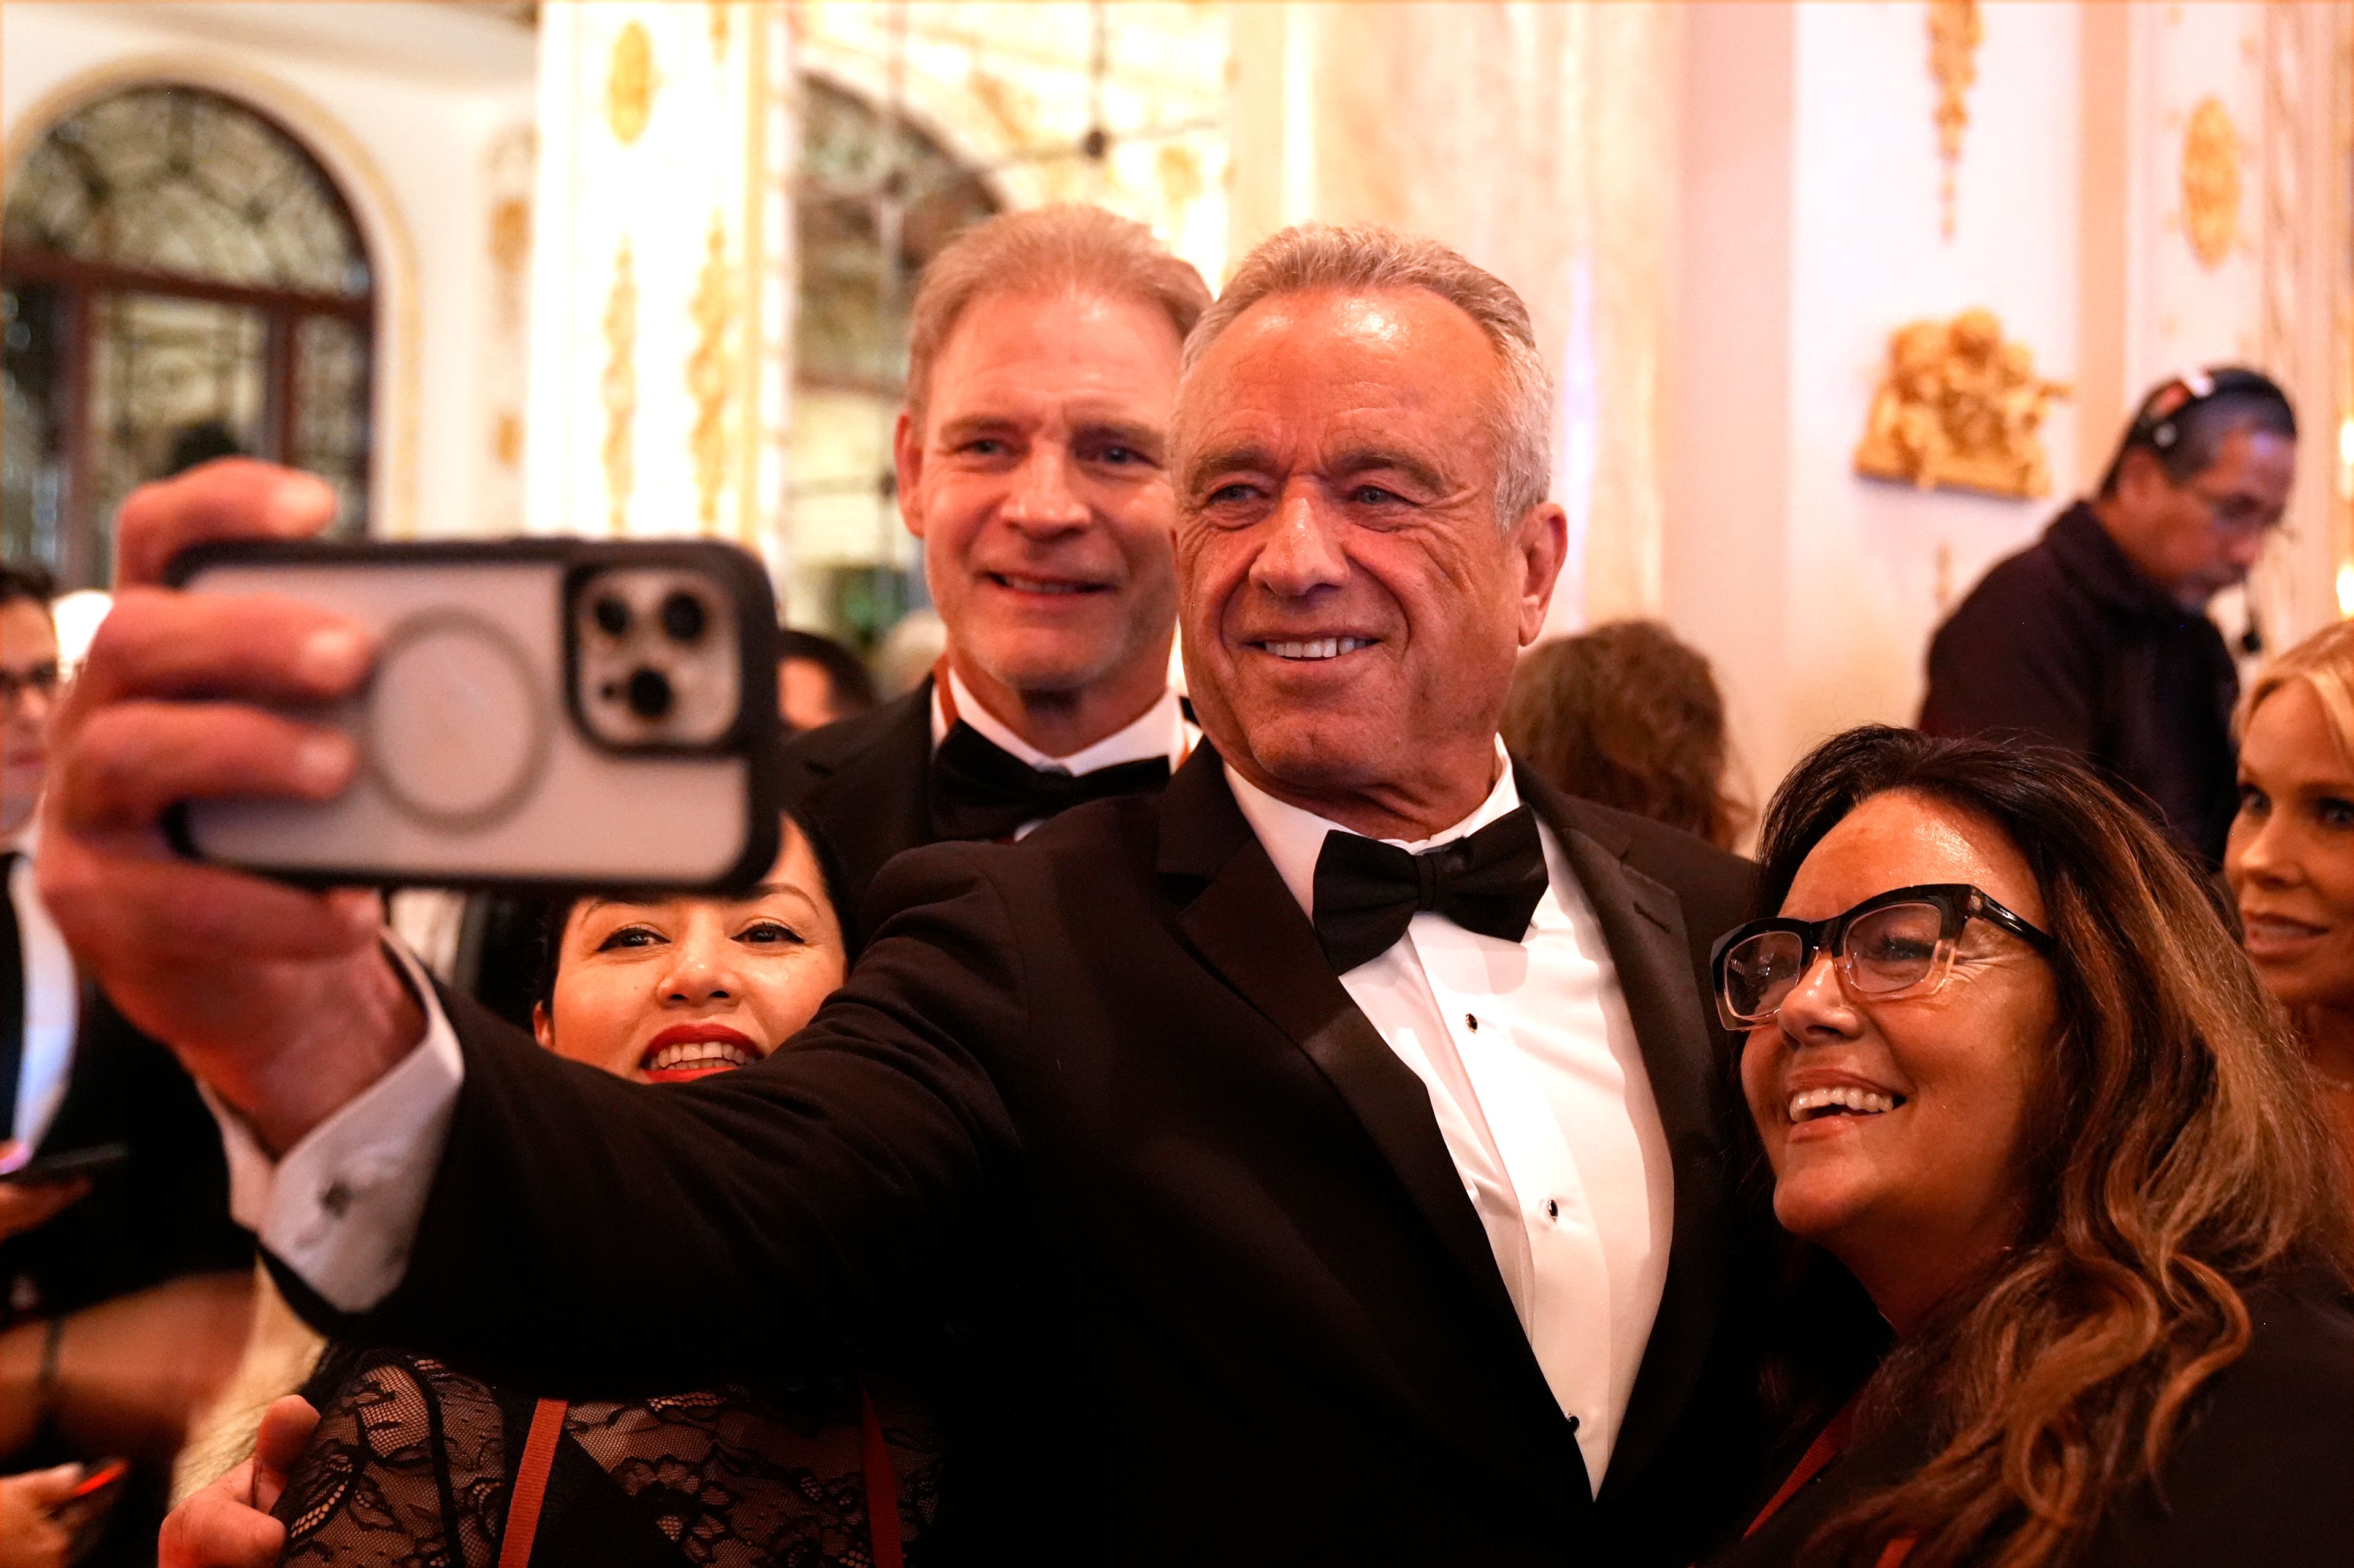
[42,224,1759,1565]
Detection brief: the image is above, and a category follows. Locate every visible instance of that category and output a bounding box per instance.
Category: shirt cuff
[204,942,466,1314]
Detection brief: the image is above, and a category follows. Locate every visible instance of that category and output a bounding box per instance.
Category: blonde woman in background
[2226,617,2354,1173]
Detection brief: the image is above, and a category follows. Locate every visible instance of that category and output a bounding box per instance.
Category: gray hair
[905,204,1211,433]
[1183,223,1555,525]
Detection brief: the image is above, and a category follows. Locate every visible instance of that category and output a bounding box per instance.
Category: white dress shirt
[213,674,1193,1312]
[932,668,1194,838]
[1225,752,1673,1487]
[7,832,78,1152]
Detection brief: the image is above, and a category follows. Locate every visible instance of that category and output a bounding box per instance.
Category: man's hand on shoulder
[37,460,424,1154]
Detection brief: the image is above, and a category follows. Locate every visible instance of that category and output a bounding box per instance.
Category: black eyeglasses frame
[1708,881,2057,1032]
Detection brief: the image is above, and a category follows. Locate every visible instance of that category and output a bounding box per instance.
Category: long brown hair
[1746,726,2354,1568]
[1502,620,1750,848]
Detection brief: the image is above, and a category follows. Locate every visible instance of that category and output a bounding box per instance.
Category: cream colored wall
[1665,0,2347,818]
[1669,1,2085,815]
[1777,0,2084,771]
[1,2,538,542]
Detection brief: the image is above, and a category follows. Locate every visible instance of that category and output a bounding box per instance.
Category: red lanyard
[1735,1391,1913,1567]
[1742,1395,1860,1538]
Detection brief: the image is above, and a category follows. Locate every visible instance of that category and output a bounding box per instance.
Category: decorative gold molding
[688,215,734,533]
[602,240,638,534]
[1928,0,1982,240]
[1854,309,2071,500]
[606,20,656,146]
[487,196,531,277]
[2181,96,2245,270]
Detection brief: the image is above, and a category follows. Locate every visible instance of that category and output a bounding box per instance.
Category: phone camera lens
[658,590,707,644]
[625,666,674,720]
[593,596,631,637]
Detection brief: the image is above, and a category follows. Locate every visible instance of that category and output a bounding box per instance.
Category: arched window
[787,76,996,649]
[2,85,376,588]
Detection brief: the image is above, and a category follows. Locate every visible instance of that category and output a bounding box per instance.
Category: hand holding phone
[50,1461,128,1566]
[38,460,442,1155]
[0,1461,107,1568]
[167,537,781,894]
[0,1143,99,1243]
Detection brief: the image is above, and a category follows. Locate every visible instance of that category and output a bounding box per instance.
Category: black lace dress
[272,1342,940,1567]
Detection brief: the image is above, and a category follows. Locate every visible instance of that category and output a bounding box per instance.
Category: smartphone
[166,538,782,894]
[51,1458,128,1564]
[0,1143,129,1186]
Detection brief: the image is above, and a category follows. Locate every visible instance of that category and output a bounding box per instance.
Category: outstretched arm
[273,846,1026,1396]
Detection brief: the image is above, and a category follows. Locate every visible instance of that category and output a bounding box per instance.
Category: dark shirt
[1701,1280,2354,1568]
[1919,502,2240,862]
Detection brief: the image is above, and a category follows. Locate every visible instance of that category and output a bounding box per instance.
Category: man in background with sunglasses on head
[1920,367,2297,864]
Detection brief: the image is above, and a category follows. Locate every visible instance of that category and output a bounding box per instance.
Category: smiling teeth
[1787,1086,1900,1121]
[1265,637,1369,660]
[647,1041,755,1071]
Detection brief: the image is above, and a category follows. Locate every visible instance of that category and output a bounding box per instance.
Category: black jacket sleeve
[293,843,1026,1396]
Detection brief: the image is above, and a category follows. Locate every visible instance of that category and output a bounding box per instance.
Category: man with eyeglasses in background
[1919,367,2298,864]
[1,561,251,1568]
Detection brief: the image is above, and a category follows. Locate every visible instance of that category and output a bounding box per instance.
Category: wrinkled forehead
[1173,286,1510,460]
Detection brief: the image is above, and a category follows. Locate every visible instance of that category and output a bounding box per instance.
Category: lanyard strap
[1737,1393,1915,1568]
[498,1390,904,1568]
[1742,1395,1860,1537]
[495,1397,568,1568]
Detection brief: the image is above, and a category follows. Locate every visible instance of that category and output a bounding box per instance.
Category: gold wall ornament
[687,216,735,533]
[1928,0,1982,239]
[606,20,656,146]
[602,241,638,534]
[492,411,523,470]
[487,196,531,276]
[1854,308,2072,500]
[2181,96,2244,270]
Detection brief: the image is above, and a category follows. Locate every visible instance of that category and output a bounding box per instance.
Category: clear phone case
[166,538,782,894]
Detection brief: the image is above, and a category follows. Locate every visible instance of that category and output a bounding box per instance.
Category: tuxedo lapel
[1157,752,1534,1356]
[1516,767,1732,1499]
[793,683,937,941]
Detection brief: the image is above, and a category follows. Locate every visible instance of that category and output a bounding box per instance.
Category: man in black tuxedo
[782,204,1212,944]
[45,225,1761,1564]
[2,563,250,1564]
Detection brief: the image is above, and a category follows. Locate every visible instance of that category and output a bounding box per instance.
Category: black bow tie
[1311,806,1549,974]
[928,722,1172,842]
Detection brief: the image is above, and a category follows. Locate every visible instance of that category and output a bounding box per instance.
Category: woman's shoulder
[2087,1277,2354,1567]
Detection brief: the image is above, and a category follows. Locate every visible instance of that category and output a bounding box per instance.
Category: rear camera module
[571,564,743,751]
[658,590,707,644]
[625,666,674,720]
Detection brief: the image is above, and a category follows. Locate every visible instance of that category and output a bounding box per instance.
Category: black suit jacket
[776,683,941,951]
[322,747,1761,1564]
[1702,1281,2354,1567]
[0,985,250,1322]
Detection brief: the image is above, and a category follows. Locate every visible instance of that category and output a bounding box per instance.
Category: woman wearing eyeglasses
[1699,725,2354,1568]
